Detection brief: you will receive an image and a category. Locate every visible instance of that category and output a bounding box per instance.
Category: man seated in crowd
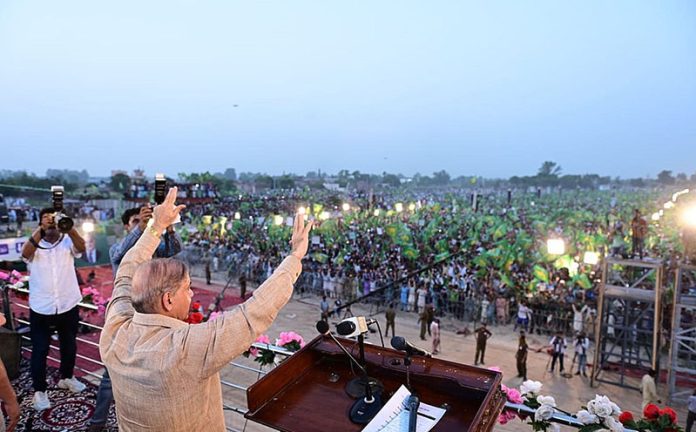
[99,187,312,431]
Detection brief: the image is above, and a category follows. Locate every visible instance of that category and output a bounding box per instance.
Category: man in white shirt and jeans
[21,207,87,411]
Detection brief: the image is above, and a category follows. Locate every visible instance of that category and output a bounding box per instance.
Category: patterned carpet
[10,359,117,431]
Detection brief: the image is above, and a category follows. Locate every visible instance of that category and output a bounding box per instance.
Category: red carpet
[9,264,244,378]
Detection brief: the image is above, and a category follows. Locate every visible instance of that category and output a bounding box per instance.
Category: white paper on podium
[362,385,445,432]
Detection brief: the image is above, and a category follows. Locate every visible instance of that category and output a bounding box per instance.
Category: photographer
[21,207,86,411]
[574,331,589,377]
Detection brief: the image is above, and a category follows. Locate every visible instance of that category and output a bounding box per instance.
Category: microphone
[391,336,432,357]
[316,321,368,377]
[407,395,420,432]
[335,316,376,338]
[316,321,383,424]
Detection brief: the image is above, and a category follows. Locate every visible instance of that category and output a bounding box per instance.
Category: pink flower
[250,334,271,357]
[0,271,10,281]
[505,388,524,404]
[498,410,518,424]
[10,270,22,280]
[277,331,305,348]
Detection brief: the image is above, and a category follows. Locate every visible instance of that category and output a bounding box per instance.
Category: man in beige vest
[100,187,312,431]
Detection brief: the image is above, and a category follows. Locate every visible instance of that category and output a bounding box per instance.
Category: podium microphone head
[391,336,407,351]
[316,320,330,335]
[391,336,431,357]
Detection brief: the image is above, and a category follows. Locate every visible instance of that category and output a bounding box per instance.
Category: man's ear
[162,292,174,312]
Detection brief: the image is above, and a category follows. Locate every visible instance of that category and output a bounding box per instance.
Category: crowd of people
[2,185,694,431]
[173,189,670,343]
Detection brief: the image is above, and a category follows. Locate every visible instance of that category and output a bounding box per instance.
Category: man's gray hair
[132,258,189,313]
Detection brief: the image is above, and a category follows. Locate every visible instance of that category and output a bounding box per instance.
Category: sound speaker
[0,328,21,379]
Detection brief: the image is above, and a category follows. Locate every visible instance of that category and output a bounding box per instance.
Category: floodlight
[395,203,404,213]
[81,221,95,233]
[547,238,565,255]
[682,205,696,228]
[234,212,241,220]
[273,215,283,226]
[342,203,350,212]
[583,251,599,265]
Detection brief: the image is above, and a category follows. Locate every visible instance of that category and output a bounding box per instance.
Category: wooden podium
[246,335,505,431]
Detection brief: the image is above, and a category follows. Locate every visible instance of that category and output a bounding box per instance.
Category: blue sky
[1,1,695,178]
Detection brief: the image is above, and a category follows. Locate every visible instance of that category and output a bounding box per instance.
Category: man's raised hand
[152,187,186,231]
[290,213,313,260]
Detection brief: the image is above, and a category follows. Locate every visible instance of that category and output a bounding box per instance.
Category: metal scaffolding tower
[667,263,696,402]
[591,257,664,390]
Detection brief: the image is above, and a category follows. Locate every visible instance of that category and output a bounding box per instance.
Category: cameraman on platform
[88,204,182,432]
[21,207,86,411]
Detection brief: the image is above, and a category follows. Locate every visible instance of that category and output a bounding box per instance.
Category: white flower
[536,395,557,407]
[605,416,625,432]
[535,404,555,421]
[576,409,600,425]
[520,380,543,396]
[587,395,616,419]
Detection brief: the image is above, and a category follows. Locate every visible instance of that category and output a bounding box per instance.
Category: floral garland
[80,285,109,315]
[242,331,305,367]
[500,380,684,432]
[618,404,683,432]
[0,270,27,290]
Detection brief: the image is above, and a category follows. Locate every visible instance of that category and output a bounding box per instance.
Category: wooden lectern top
[246,335,505,432]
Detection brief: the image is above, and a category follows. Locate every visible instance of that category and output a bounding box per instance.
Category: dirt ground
[215,290,690,432]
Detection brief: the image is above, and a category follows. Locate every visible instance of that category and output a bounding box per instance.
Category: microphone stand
[345,333,384,399]
[318,329,383,424]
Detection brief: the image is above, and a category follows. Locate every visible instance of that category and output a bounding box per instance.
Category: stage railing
[4,286,633,432]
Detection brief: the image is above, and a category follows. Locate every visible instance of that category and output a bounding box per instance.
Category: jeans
[550,353,565,372]
[577,353,587,374]
[90,369,113,425]
[30,306,79,392]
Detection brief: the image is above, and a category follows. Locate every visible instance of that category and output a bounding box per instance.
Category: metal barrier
[6,285,634,431]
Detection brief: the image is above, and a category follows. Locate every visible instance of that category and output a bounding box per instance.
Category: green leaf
[533,265,549,283]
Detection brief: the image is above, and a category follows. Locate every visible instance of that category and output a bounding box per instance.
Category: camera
[51,186,74,233]
[154,173,167,205]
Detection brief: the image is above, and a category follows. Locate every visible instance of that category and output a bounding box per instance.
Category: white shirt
[575,337,589,355]
[550,336,567,354]
[26,235,82,315]
[518,304,530,319]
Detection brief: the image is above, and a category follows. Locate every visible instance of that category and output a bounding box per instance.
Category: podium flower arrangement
[500,380,684,432]
[243,331,305,367]
[617,404,683,432]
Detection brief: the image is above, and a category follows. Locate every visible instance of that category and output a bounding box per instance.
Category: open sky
[1,1,695,179]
